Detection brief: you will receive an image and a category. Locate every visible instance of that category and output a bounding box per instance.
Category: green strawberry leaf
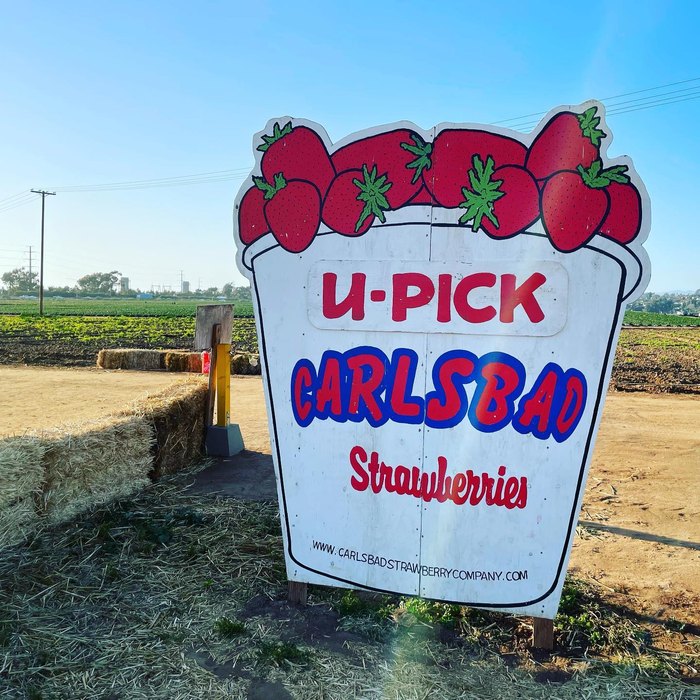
[578,107,607,147]
[578,161,630,189]
[458,155,505,231]
[352,164,393,232]
[257,121,293,152]
[253,172,287,200]
[401,133,433,184]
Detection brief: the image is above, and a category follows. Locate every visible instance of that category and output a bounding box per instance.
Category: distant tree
[645,294,675,314]
[230,285,252,303]
[76,271,121,295]
[1,267,38,294]
[222,283,234,298]
[205,286,219,296]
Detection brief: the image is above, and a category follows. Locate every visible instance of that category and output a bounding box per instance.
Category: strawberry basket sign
[233,102,650,618]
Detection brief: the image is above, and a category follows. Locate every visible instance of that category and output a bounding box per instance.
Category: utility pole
[179,269,184,293]
[31,190,56,315]
[27,246,33,277]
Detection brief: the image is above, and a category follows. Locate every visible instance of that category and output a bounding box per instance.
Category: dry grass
[0,471,695,699]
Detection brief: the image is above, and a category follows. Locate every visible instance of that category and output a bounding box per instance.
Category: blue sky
[0,0,698,292]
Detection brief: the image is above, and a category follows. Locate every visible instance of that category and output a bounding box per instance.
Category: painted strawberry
[322,165,391,236]
[331,129,427,209]
[237,186,269,244]
[541,161,629,252]
[258,122,335,197]
[526,107,606,182]
[406,184,438,206]
[254,173,321,253]
[600,181,642,244]
[458,157,539,238]
[410,130,527,207]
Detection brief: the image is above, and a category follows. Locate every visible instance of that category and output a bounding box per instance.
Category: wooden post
[288,581,307,605]
[215,342,231,426]
[205,324,221,427]
[532,617,554,650]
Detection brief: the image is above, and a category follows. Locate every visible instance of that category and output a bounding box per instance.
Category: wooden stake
[532,617,554,650]
[215,342,231,426]
[205,324,221,427]
[288,581,307,605]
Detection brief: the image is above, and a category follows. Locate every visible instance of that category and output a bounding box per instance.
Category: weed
[257,641,312,667]
[333,590,394,621]
[213,617,247,638]
[402,598,462,627]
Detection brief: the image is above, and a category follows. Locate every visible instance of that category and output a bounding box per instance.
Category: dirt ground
[0,366,189,435]
[1,367,698,626]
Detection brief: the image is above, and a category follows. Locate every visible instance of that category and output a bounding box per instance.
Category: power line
[50,167,253,193]
[505,90,700,132]
[0,192,39,214]
[492,76,700,125]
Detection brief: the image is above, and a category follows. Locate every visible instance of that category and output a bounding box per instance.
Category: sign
[233,103,650,619]
[194,304,233,350]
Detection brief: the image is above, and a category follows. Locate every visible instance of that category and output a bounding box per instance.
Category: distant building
[120,277,130,293]
[182,281,190,293]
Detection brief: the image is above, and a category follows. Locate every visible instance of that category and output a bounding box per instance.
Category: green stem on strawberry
[253,172,287,200]
[458,155,505,231]
[256,122,293,152]
[401,132,433,184]
[577,160,630,188]
[577,107,606,147]
[353,164,392,233]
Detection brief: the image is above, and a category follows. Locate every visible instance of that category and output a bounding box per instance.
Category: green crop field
[623,310,700,327]
[0,314,258,365]
[0,297,254,318]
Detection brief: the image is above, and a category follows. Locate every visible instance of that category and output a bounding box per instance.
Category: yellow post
[215,343,231,427]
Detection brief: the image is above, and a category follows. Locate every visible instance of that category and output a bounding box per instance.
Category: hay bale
[121,378,208,478]
[164,351,190,373]
[96,349,163,371]
[37,416,154,524]
[248,353,261,375]
[0,499,39,549]
[0,436,46,509]
[187,352,203,373]
[230,353,250,375]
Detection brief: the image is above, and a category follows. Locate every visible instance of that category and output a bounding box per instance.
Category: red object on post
[201,350,211,375]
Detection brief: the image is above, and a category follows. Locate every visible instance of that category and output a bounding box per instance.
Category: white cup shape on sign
[234,108,650,618]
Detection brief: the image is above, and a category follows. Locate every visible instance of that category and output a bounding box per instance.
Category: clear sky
[0,1,698,293]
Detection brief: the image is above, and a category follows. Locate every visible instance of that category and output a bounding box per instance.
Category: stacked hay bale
[37,416,154,524]
[230,353,261,375]
[0,377,208,547]
[163,351,191,373]
[97,349,163,371]
[120,379,208,478]
[97,349,205,373]
[0,438,46,548]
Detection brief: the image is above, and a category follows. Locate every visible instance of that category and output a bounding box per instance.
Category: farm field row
[1,299,699,327]
[0,315,698,392]
[0,297,254,318]
[0,315,258,365]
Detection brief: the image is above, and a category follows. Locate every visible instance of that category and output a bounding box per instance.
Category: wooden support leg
[215,342,231,426]
[288,581,308,606]
[532,617,554,650]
